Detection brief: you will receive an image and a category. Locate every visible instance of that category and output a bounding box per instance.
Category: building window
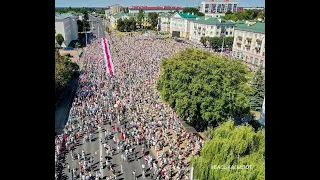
[217,26,220,29]
[225,31,228,35]
[231,26,233,29]
[230,31,232,35]
[250,57,253,63]
[254,58,258,65]
[216,31,219,35]
[260,60,264,66]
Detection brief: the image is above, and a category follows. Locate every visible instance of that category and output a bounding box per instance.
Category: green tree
[83,10,89,21]
[200,36,210,47]
[157,48,252,129]
[137,10,144,29]
[182,7,204,16]
[123,18,130,32]
[147,12,159,29]
[129,17,136,31]
[56,34,64,47]
[249,65,265,111]
[77,20,83,33]
[106,26,110,33]
[192,120,265,180]
[116,18,124,32]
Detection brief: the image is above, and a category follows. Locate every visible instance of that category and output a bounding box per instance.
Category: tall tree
[129,17,136,31]
[157,48,252,129]
[123,18,130,32]
[147,12,159,29]
[116,18,124,32]
[192,120,265,180]
[77,20,83,33]
[137,10,144,29]
[56,34,64,47]
[249,65,265,111]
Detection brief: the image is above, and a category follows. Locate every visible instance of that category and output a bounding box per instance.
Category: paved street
[89,14,105,39]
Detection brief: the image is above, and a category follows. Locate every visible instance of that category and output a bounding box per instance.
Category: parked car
[64,47,74,50]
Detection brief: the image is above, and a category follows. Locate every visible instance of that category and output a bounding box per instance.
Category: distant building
[232,21,265,71]
[158,13,173,34]
[111,4,121,15]
[110,12,149,29]
[55,13,78,47]
[170,12,199,38]
[200,0,239,13]
[129,6,183,14]
[189,17,235,44]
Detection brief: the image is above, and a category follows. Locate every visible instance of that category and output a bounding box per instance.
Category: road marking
[99,128,104,178]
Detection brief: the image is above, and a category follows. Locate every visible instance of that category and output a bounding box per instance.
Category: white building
[232,21,265,70]
[129,6,183,14]
[55,13,78,47]
[189,17,235,44]
[158,13,172,34]
[200,0,238,13]
[204,13,225,18]
[170,12,199,39]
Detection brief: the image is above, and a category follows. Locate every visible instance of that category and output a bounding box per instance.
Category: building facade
[170,12,199,38]
[189,17,235,44]
[232,21,265,71]
[55,13,78,47]
[200,0,238,13]
[158,13,172,34]
[204,13,225,18]
[111,4,121,15]
[129,6,183,14]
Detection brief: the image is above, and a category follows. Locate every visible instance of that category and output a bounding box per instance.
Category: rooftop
[129,6,183,10]
[189,17,234,25]
[159,13,173,18]
[235,22,265,33]
[177,12,199,19]
[55,12,76,20]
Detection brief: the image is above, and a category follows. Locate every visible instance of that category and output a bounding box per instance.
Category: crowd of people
[55,28,205,180]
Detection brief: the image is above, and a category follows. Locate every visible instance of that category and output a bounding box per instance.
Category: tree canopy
[249,66,265,111]
[116,17,137,32]
[55,50,79,94]
[182,7,204,16]
[137,10,144,28]
[56,34,64,47]
[192,120,265,180]
[221,9,264,21]
[200,36,233,51]
[147,12,159,29]
[156,48,252,130]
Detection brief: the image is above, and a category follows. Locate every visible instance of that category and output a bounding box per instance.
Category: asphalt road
[89,15,106,39]
[63,118,154,180]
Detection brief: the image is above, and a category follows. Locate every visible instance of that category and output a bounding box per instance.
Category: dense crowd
[55,29,205,180]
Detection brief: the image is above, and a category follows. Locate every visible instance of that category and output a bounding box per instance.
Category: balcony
[246,37,252,41]
[236,42,241,45]
[245,44,251,47]
[238,35,242,38]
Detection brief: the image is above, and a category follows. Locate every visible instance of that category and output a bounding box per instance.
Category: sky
[55,0,265,8]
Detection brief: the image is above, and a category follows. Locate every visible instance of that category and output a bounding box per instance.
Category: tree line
[116,10,159,32]
[222,9,265,22]
[55,50,79,107]
[200,36,234,51]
